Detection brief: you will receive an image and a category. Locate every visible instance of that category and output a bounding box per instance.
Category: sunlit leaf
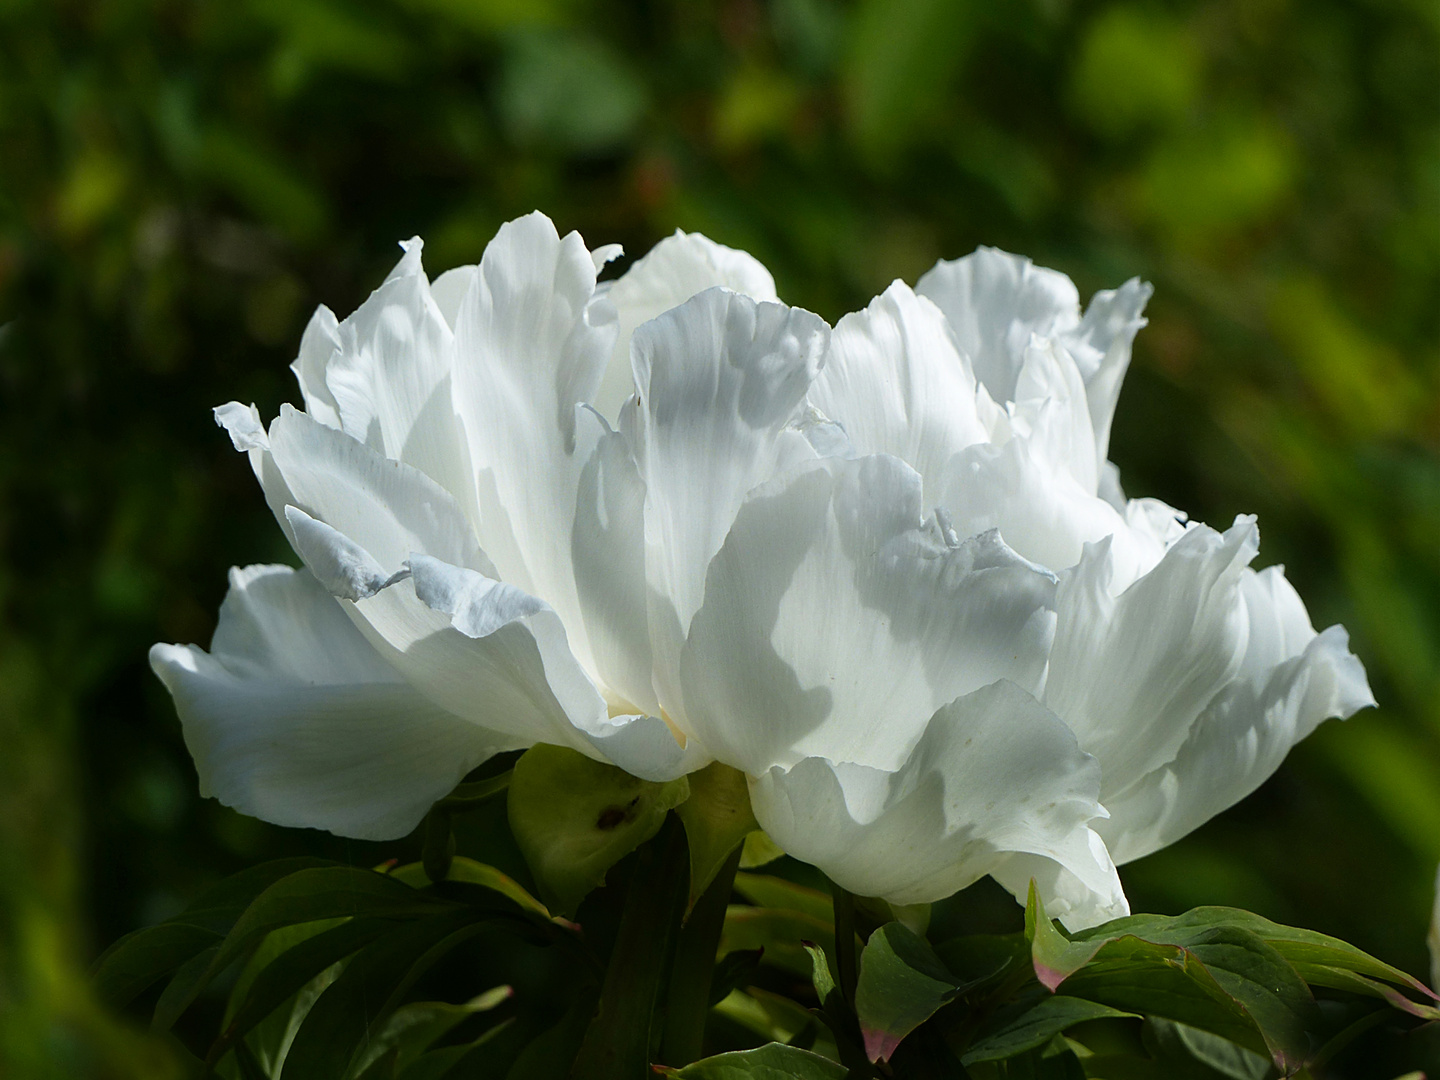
[676,762,758,908]
[507,744,690,913]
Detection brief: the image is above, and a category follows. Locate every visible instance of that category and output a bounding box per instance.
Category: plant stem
[832,881,859,1006]
[569,816,688,1080]
[660,842,743,1067]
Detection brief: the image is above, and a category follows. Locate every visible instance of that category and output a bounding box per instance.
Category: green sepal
[506,743,690,913]
[675,762,758,909]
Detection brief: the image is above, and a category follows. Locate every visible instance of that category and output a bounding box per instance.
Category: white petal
[590,242,624,272]
[592,230,779,422]
[571,407,661,715]
[1045,518,1259,797]
[1099,568,1374,863]
[807,281,996,497]
[582,712,712,783]
[263,406,490,577]
[449,211,617,680]
[383,555,698,780]
[290,305,343,430]
[429,266,476,331]
[315,237,480,530]
[1010,335,1099,495]
[630,287,830,716]
[214,401,269,452]
[1057,278,1150,468]
[680,454,1056,774]
[988,833,1131,932]
[936,436,1138,577]
[150,565,507,840]
[916,247,1082,406]
[749,681,1122,925]
[283,505,400,601]
[352,555,605,750]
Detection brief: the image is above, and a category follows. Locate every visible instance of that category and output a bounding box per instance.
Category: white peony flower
[152,213,1373,929]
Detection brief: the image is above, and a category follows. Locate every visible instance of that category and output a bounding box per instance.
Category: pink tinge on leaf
[863,1027,904,1063]
[1033,961,1069,993]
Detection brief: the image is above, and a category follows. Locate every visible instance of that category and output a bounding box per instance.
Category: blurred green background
[0,0,1436,1074]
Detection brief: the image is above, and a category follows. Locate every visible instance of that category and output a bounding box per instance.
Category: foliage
[84,815,1440,1077]
[0,0,1436,1076]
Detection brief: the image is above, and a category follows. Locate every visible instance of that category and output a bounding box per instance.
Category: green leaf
[1051,938,1272,1061]
[153,945,221,1031]
[280,908,494,1080]
[656,1042,848,1078]
[854,921,960,1062]
[731,874,832,923]
[392,1018,517,1080]
[210,917,395,1064]
[962,995,1139,1064]
[232,1039,272,1080]
[738,831,785,870]
[93,858,331,1006]
[933,932,1030,988]
[1027,887,1318,1072]
[676,762,758,908]
[506,743,690,913]
[386,858,550,919]
[803,942,837,1006]
[95,921,224,1008]
[1288,963,1440,1020]
[721,906,833,978]
[709,948,764,1009]
[1025,882,1108,992]
[1082,907,1438,1007]
[1146,1018,1273,1080]
[504,987,598,1080]
[215,917,356,1079]
[161,867,457,1031]
[349,987,512,1078]
[712,989,822,1050]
